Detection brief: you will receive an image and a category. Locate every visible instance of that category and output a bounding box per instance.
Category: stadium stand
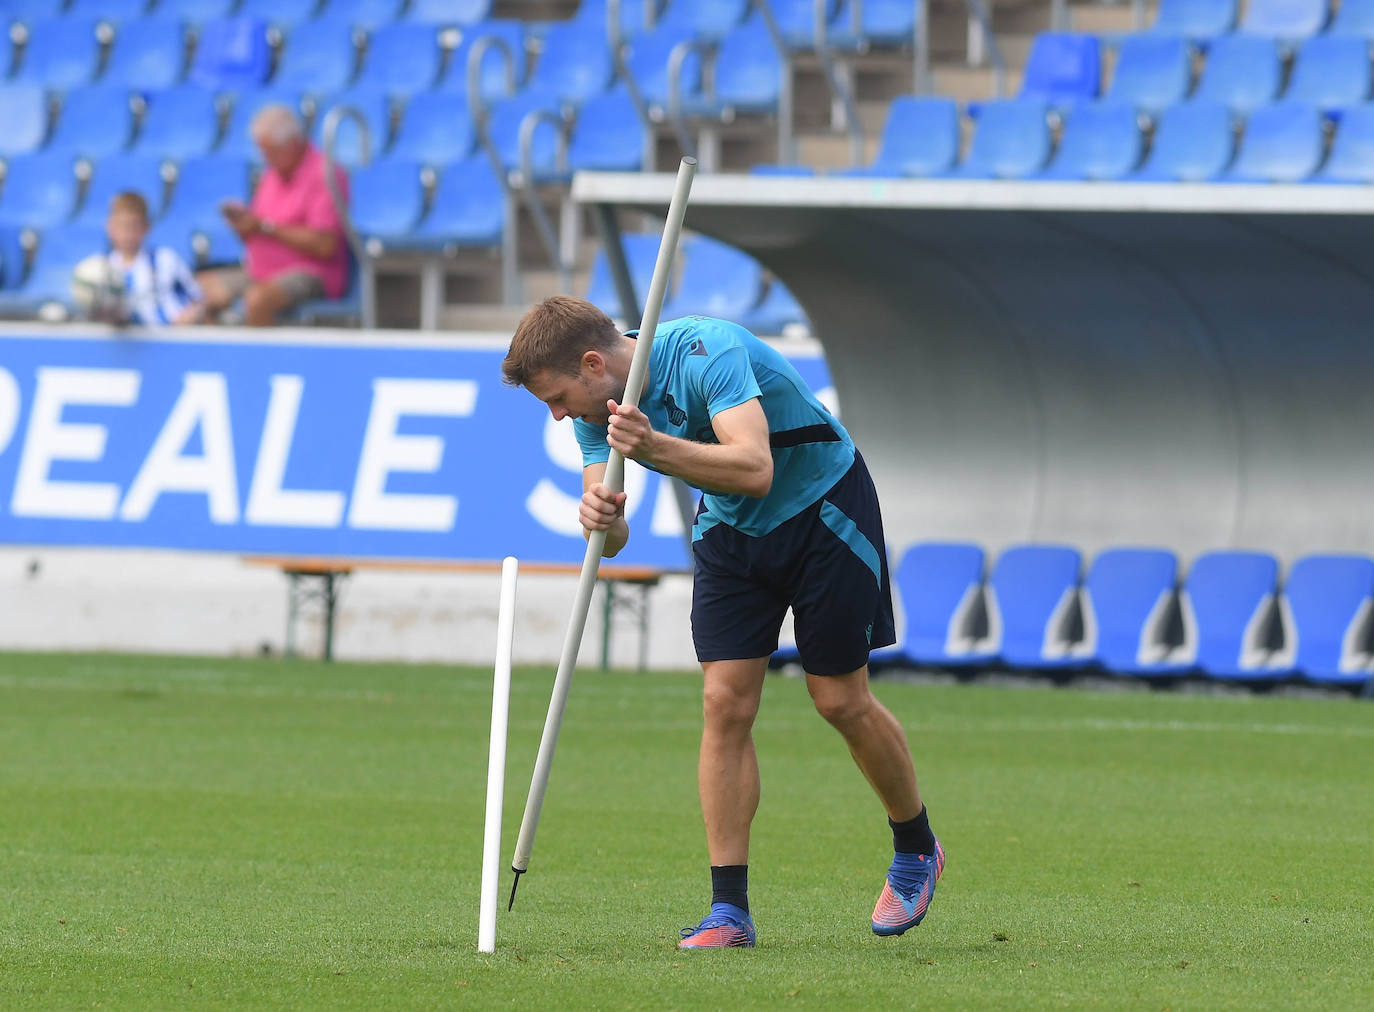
[328,0,407,30]
[1150,0,1237,38]
[158,0,237,23]
[567,86,645,171]
[1018,33,1100,107]
[75,154,167,225]
[1036,101,1142,181]
[987,545,1088,670]
[659,234,763,321]
[0,153,80,229]
[133,85,220,160]
[1329,0,1374,35]
[0,84,49,157]
[272,18,360,93]
[1239,0,1328,38]
[388,91,477,168]
[68,0,150,22]
[103,18,188,90]
[355,22,443,96]
[737,279,806,336]
[238,0,320,31]
[1105,34,1192,114]
[1192,34,1282,112]
[952,99,1052,179]
[350,159,426,244]
[1131,100,1235,180]
[0,223,105,317]
[1222,103,1324,183]
[1313,104,1374,182]
[189,17,272,91]
[312,87,392,166]
[441,19,529,98]
[406,0,492,24]
[47,85,135,160]
[397,156,504,251]
[15,17,103,89]
[160,154,251,235]
[1284,35,1372,111]
[834,96,959,177]
[584,232,669,320]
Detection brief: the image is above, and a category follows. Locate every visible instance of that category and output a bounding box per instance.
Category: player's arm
[607,397,773,498]
[581,461,630,558]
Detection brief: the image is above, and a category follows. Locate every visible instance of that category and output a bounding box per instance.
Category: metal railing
[752,0,797,162]
[813,0,864,165]
[319,105,376,329]
[608,0,660,171]
[964,0,1007,97]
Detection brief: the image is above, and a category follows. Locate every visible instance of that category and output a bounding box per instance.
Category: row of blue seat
[1152,0,1374,41]
[774,544,1374,685]
[0,0,490,29]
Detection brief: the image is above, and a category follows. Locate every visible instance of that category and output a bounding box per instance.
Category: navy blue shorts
[690,450,896,676]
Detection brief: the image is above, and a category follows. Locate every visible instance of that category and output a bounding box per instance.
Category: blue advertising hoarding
[0,327,833,570]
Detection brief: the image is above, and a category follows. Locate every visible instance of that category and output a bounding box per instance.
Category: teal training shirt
[573,316,855,538]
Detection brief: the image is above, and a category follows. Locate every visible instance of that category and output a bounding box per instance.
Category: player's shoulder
[659,315,756,361]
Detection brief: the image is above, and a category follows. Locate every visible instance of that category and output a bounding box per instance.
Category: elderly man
[194,104,351,326]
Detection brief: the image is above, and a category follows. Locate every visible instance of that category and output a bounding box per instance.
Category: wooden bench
[243,556,668,667]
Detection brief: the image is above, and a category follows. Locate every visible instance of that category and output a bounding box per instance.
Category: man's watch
[260,219,276,236]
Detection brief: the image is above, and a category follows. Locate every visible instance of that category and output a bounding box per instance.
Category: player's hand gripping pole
[509,156,698,910]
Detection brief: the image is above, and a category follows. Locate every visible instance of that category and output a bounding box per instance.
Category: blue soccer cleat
[871,839,945,937]
[678,902,757,948]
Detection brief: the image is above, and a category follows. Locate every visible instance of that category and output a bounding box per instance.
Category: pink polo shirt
[246,145,350,298]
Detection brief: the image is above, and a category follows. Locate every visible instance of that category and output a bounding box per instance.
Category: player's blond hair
[502,295,622,387]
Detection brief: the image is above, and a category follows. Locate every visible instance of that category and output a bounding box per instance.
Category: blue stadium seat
[273,18,358,93]
[751,163,817,175]
[388,92,475,168]
[326,0,406,29]
[0,28,10,81]
[877,542,999,669]
[768,0,843,48]
[828,0,922,49]
[350,159,425,243]
[1037,101,1143,180]
[1131,100,1234,180]
[1222,103,1323,182]
[0,153,79,229]
[356,22,442,96]
[0,223,107,316]
[1239,0,1328,39]
[104,18,187,89]
[1281,554,1374,685]
[76,155,167,224]
[660,236,763,322]
[218,89,303,161]
[441,20,528,100]
[146,216,196,271]
[1329,0,1374,36]
[585,233,667,319]
[407,0,491,25]
[1107,35,1192,113]
[485,90,565,175]
[626,26,703,109]
[1179,550,1290,679]
[47,86,134,160]
[312,87,391,166]
[833,96,959,177]
[952,99,1052,179]
[403,156,504,249]
[193,220,244,266]
[134,85,220,160]
[238,0,320,30]
[737,279,807,335]
[656,0,750,41]
[989,545,1089,669]
[0,225,27,290]
[710,16,784,115]
[162,154,250,231]
[1019,33,1101,107]
[0,0,65,22]
[574,0,661,37]
[1284,35,1372,111]
[16,17,103,90]
[568,87,644,172]
[1152,0,1237,38]
[529,20,614,107]
[189,18,272,91]
[0,84,49,158]
[1081,548,1191,675]
[1192,35,1281,113]
[1312,104,1374,182]
[67,0,150,24]
[157,0,236,24]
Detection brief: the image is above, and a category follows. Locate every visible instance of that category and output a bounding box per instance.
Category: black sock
[710,864,749,913]
[890,806,936,856]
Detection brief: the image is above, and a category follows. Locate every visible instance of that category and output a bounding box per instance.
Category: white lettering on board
[0,367,18,458]
[524,415,650,537]
[245,375,345,528]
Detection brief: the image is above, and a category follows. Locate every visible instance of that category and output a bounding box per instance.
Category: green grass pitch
[1,652,1370,1009]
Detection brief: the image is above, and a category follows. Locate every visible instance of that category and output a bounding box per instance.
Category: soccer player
[503,296,944,948]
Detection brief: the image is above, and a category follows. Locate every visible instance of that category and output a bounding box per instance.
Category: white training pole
[478,555,519,952]
[508,156,698,908]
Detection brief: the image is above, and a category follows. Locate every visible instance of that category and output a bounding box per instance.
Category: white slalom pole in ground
[478,555,519,952]
[508,157,698,910]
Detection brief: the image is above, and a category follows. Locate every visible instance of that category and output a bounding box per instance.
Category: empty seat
[1152,0,1237,37]
[656,0,751,41]
[954,99,1052,179]
[67,0,150,21]
[1081,548,1191,675]
[388,91,475,167]
[193,220,244,266]
[356,22,442,96]
[485,90,565,174]
[1019,33,1101,107]
[0,225,27,289]
[134,85,220,160]
[157,0,236,24]
[1280,554,1374,684]
[881,542,999,668]
[626,26,703,109]
[104,18,187,90]
[146,216,197,270]
[988,545,1088,669]
[77,155,167,225]
[238,0,320,30]
[312,87,391,166]
[574,0,661,38]
[219,89,303,161]
[1131,100,1234,180]
[1239,0,1328,38]
[1313,104,1374,182]
[1036,101,1143,180]
[273,17,358,93]
[585,233,668,319]
[403,156,504,249]
[738,279,807,335]
[1178,550,1291,678]
[47,86,134,160]
[189,17,272,91]
[1193,35,1281,112]
[0,84,49,158]
[1329,0,1374,37]
[327,0,406,29]
[1223,103,1323,182]
[1107,34,1192,113]
[568,87,645,172]
[1284,35,1372,111]
[0,153,79,229]
[710,16,784,115]
[162,154,250,230]
[768,0,844,49]
[351,159,425,243]
[16,17,103,90]
[828,0,922,48]
[835,95,958,177]
[528,20,614,107]
[407,0,492,24]
[0,223,107,316]
[441,20,529,99]
[660,236,763,322]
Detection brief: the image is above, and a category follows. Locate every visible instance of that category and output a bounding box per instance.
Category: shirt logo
[688,338,708,357]
[664,393,687,426]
